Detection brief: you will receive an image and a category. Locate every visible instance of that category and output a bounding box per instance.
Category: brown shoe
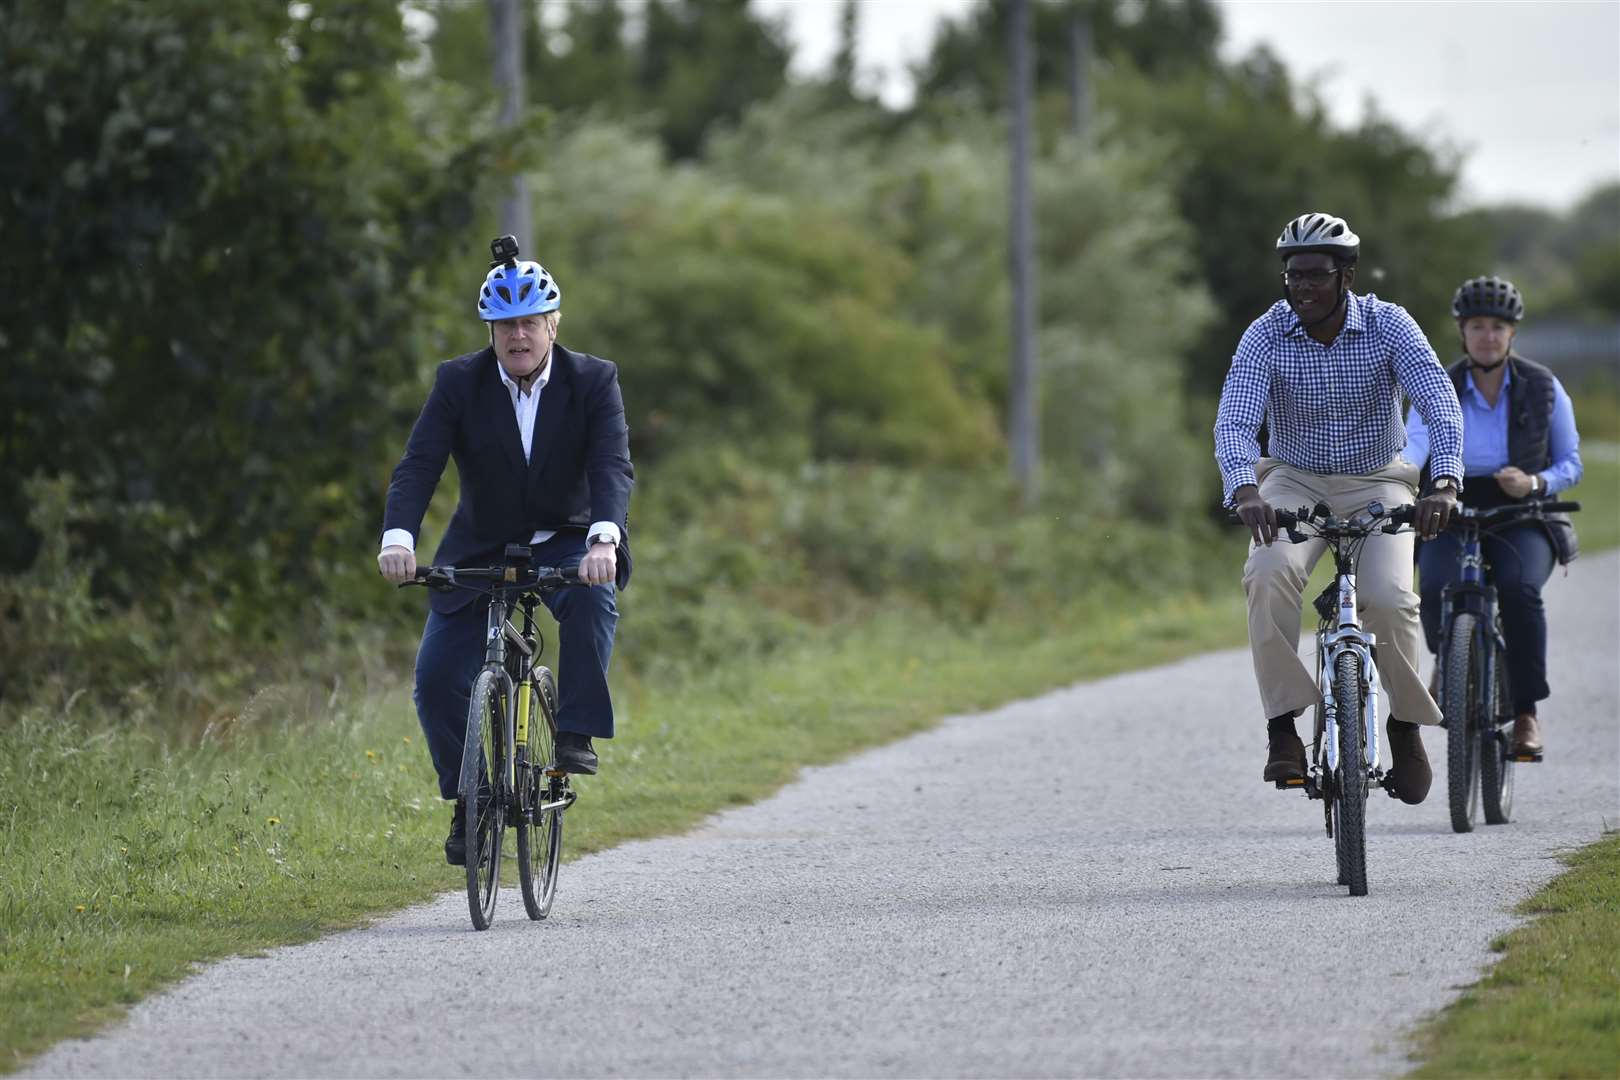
[1263,727,1307,783]
[1385,718,1432,805]
[1513,712,1543,755]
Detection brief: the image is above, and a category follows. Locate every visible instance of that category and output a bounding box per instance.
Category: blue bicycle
[1438,499,1580,833]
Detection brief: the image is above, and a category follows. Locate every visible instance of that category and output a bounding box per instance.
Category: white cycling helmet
[1276,212,1360,262]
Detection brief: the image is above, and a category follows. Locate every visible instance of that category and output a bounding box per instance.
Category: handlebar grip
[1388,505,1416,525]
[1225,508,1299,527]
[1541,501,1580,513]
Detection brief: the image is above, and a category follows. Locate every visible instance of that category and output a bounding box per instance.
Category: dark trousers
[1417,524,1555,716]
[412,531,619,801]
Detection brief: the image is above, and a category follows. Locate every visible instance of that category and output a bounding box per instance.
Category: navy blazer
[383,344,634,612]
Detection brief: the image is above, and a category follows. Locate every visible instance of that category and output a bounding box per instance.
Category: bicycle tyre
[517,667,564,919]
[461,669,506,930]
[1333,652,1368,896]
[1481,639,1515,825]
[1442,613,1481,834]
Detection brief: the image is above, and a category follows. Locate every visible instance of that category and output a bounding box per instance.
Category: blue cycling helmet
[477,260,561,321]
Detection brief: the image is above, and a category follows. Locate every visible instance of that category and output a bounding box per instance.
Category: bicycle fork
[1317,572,1382,783]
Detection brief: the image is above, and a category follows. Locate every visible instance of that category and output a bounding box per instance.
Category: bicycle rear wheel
[517,667,564,920]
[1333,652,1368,896]
[1442,613,1481,833]
[461,669,507,931]
[1481,639,1515,825]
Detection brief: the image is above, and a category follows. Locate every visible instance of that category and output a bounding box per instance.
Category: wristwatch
[1432,477,1459,496]
[588,532,616,548]
[1530,474,1545,496]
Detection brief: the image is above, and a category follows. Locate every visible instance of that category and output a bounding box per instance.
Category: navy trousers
[1417,523,1555,716]
[412,531,619,801]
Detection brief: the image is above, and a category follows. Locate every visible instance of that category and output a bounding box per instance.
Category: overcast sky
[755,0,1620,211]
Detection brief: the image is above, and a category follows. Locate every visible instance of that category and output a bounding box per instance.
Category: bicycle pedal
[1273,777,1306,789]
[1510,752,1544,763]
[544,767,568,777]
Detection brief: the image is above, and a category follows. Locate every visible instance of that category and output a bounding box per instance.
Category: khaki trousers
[1242,457,1441,727]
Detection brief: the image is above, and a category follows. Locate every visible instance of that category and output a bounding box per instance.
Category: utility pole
[489,0,532,254]
[1007,0,1039,505]
[1068,7,1091,141]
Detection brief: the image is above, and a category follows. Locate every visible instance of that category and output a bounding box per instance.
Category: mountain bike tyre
[1334,652,1368,896]
[1481,639,1515,825]
[1443,614,1482,834]
[518,667,564,920]
[461,668,506,930]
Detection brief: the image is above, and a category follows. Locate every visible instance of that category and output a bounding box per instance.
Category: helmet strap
[1289,272,1347,330]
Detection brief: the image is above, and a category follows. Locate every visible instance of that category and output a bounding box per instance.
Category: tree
[422,0,792,160]
[0,0,512,620]
[910,0,1222,114]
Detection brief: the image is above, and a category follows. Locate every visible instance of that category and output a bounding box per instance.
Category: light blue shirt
[1404,364,1583,494]
[1215,292,1463,504]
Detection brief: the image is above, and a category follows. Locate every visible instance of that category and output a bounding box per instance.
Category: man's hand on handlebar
[378,544,416,584]
[1233,484,1279,546]
[1414,486,1458,540]
[578,541,617,586]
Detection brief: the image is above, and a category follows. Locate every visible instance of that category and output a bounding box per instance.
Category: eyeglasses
[1281,268,1341,288]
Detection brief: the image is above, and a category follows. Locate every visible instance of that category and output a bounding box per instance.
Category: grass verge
[1407,832,1620,1078]
[1,452,1613,1071]
[0,586,1247,1070]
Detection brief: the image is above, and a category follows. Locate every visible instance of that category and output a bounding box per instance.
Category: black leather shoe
[555,732,599,775]
[444,801,467,866]
[1263,725,1307,783]
[1384,718,1433,805]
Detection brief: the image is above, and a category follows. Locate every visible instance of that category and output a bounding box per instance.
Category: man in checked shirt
[1214,212,1464,804]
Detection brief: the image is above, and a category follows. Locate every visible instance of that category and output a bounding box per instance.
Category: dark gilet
[1433,353,1578,564]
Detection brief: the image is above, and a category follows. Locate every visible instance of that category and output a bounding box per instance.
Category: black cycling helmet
[1452,275,1524,322]
[1276,212,1360,264]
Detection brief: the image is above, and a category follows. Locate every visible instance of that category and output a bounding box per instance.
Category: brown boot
[1385,718,1432,805]
[1513,712,1544,755]
[1263,718,1307,783]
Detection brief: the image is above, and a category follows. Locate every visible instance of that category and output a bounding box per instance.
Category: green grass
[1407,833,1620,1079]
[1,447,1613,1072]
[0,586,1247,1069]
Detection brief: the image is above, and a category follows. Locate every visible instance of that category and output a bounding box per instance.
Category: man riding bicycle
[1404,276,1582,756]
[377,243,633,865]
[1215,212,1464,804]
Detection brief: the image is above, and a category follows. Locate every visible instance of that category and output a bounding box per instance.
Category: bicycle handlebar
[1453,498,1581,524]
[1225,501,1413,535]
[401,564,583,593]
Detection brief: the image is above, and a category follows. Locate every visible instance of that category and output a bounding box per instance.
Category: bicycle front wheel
[1333,652,1368,897]
[517,667,564,920]
[1481,638,1515,825]
[1442,613,1482,834]
[461,669,507,931]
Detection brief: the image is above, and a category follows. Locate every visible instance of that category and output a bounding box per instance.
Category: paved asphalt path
[26,553,1618,1079]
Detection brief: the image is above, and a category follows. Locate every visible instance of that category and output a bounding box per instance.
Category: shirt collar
[497,346,553,398]
[1462,360,1511,404]
[1282,290,1366,339]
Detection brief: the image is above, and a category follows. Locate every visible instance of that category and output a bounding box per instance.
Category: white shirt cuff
[586,521,621,546]
[380,528,415,555]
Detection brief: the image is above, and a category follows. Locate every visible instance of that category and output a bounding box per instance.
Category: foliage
[1462,183,1620,319]
[911,0,1223,112]
[418,0,792,159]
[0,0,516,640]
[908,1,1486,391]
[703,91,1216,507]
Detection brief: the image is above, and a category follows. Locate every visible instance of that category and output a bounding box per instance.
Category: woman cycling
[1405,276,1583,756]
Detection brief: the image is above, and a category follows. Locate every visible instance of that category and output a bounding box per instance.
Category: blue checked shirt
[1214,292,1463,504]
